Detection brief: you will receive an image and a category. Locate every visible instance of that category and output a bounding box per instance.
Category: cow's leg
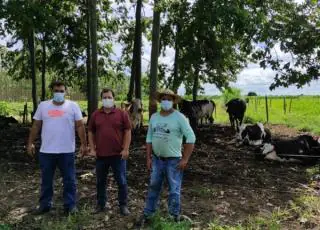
[209,116,214,125]
[235,118,240,132]
[229,114,234,129]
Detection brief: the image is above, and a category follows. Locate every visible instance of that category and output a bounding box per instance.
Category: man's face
[52,85,66,94]
[102,91,114,100]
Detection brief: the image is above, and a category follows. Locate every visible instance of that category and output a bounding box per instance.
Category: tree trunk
[86,0,93,117]
[134,0,142,99]
[41,37,46,101]
[149,0,161,117]
[172,23,181,94]
[192,67,199,101]
[127,59,135,102]
[28,29,37,115]
[90,0,98,112]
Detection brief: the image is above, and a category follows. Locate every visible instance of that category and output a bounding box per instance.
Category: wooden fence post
[289,98,293,113]
[283,97,286,114]
[255,96,258,112]
[265,95,269,123]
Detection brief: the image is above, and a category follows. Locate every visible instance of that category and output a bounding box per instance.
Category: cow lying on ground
[257,135,320,163]
[179,99,215,129]
[225,98,247,131]
[121,98,143,133]
[0,115,18,128]
[237,122,272,146]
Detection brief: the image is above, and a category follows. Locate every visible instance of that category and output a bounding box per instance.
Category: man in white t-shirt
[27,81,87,215]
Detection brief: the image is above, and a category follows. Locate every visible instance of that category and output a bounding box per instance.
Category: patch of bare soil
[0,124,318,229]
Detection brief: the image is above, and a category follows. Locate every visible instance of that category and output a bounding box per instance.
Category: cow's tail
[211,100,217,118]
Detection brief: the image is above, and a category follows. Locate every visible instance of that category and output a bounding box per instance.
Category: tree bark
[127,59,135,102]
[172,23,181,94]
[86,0,93,117]
[192,67,199,101]
[90,0,98,112]
[41,36,46,101]
[28,29,37,115]
[134,0,142,99]
[149,0,161,118]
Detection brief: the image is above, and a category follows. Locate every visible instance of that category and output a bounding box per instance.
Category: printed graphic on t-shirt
[48,110,65,117]
[153,123,171,142]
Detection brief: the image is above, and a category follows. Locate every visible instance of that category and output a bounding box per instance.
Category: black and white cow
[0,115,18,128]
[258,135,320,162]
[179,99,215,129]
[225,98,247,131]
[237,122,272,146]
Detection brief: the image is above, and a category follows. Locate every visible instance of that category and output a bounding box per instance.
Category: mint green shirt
[146,110,196,158]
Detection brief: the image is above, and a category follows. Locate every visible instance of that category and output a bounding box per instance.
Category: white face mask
[161,100,173,111]
[102,99,114,108]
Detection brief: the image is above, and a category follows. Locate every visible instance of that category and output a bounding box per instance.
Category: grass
[148,214,192,230]
[1,95,320,134]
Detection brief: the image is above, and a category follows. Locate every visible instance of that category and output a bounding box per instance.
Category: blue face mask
[161,100,173,111]
[53,92,65,103]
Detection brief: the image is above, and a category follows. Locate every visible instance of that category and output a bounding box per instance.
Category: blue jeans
[96,156,128,207]
[144,156,183,217]
[39,153,76,210]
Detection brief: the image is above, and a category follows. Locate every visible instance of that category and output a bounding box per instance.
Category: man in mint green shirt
[138,89,196,226]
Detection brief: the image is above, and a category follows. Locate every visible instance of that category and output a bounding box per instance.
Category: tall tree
[149,0,161,117]
[90,0,98,112]
[28,28,37,114]
[41,35,46,101]
[127,0,143,102]
[86,0,93,116]
[133,0,142,100]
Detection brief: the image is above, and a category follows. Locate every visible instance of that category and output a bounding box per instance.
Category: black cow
[179,99,215,129]
[237,123,272,146]
[0,115,18,128]
[225,98,247,131]
[258,135,320,162]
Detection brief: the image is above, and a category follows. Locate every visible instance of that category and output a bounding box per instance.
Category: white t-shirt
[33,100,83,154]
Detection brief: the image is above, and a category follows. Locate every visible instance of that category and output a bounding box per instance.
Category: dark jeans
[144,155,183,217]
[96,155,128,207]
[39,153,76,210]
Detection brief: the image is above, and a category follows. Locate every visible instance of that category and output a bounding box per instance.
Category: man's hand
[79,144,88,157]
[27,143,35,157]
[147,157,152,171]
[120,149,129,160]
[87,146,96,157]
[178,158,189,170]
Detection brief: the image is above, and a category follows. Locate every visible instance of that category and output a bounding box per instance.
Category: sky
[2,0,319,96]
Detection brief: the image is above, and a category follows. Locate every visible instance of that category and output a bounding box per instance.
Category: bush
[0,102,9,116]
[247,91,257,96]
[222,88,241,103]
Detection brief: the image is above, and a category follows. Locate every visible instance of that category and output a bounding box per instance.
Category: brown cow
[121,99,143,133]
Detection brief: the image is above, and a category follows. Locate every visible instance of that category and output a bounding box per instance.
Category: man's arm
[27,120,42,156]
[178,114,196,170]
[122,129,131,150]
[88,130,96,156]
[76,120,87,156]
[120,129,131,160]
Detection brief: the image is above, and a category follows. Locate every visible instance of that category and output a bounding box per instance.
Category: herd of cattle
[1,98,319,164]
[122,97,320,164]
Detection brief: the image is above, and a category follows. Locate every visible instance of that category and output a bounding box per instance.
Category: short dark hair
[50,81,67,90]
[100,88,115,98]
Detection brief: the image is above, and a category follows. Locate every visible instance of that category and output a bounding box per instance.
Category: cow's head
[121,99,143,131]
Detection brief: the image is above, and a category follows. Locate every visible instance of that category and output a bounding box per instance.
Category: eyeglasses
[54,90,65,93]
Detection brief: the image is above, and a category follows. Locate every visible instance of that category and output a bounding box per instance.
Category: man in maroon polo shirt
[88,88,132,216]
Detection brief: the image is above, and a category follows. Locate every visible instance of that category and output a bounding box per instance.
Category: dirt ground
[0,124,319,229]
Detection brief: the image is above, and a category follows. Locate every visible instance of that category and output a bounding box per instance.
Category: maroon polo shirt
[88,107,131,157]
